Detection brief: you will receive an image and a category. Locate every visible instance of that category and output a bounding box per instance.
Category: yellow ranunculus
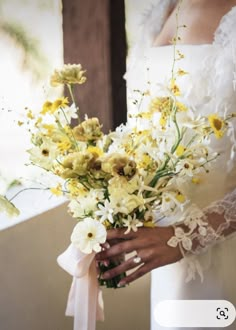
[101,153,136,179]
[73,117,103,142]
[50,64,86,86]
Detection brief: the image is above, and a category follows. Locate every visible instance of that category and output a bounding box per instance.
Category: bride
[96,0,236,329]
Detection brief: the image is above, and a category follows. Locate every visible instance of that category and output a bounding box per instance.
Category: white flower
[123,214,143,234]
[160,191,186,215]
[55,103,78,126]
[110,190,145,215]
[68,189,104,218]
[176,159,195,177]
[71,217,106,254]
[28,138,59,170]
[179,112,206,129]
[95,199,114,223]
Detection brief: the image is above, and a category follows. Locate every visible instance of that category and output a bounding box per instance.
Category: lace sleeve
[167,188,236,281]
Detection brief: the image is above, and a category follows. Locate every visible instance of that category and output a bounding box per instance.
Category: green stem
[67,84,80,122]
[58,107,79,151]
[9,187,50,202]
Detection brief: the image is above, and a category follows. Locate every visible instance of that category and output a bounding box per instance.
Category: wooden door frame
[62,0,127,132]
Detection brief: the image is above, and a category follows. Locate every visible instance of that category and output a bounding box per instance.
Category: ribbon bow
[57,244,104,330]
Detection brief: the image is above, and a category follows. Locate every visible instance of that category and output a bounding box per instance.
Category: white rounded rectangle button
[154,300,236,327]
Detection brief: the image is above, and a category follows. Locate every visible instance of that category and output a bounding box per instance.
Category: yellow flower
[176,145,186,156]
[101,153,137,179]
[50,184,63,196]
[176,50,185,60]
[149,97,171,113]
[192,177,201,184]
[159,115,167,128]
[52,97,69,113]
[41,124,55,136]
[73,117,103,142]
[176,101,187,112]
[137,154,153,169]
[60,151,96,178]
[57,140,72,152]
[41,101,53,114]
[50,64,86,86]
[176,193,186,203]
[67,180,87,197]
[46,124,56,135]
[143,221,155,228]
[27,110,34,119]
[177,68,188,76]
[170,79,181,96]
[35,117,43,127]
[87,146,104,157]
[208,114,225,139]
[137,112,152,119]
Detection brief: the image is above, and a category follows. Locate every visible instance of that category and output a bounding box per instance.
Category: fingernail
[104,260,110,267]
[118,281,125,287]
[101,273,109,280]
[104,242,110,249]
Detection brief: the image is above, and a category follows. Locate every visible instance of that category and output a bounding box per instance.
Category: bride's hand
[96,226,183,286]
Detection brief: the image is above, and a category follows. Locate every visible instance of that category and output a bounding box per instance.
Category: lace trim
[167,188,236,282]
[214,6,236,47]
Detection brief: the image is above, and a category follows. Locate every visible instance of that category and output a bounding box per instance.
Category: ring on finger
[133,255,142,264]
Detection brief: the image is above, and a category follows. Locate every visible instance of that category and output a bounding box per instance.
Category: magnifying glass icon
[220,310,226,318]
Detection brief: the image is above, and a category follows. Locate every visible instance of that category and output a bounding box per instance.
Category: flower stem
[66,84,80,122]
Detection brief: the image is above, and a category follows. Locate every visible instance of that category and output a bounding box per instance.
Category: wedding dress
[126,2,236,329]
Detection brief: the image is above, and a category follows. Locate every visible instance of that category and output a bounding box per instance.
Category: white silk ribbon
[57,244,104,330]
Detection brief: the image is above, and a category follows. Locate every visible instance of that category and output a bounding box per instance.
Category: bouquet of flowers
[10,51,232,290]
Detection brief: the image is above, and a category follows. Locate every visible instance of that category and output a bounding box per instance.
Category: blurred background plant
[0,0,63,195]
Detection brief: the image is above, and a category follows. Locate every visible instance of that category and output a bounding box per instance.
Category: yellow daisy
[208,114,225,139]
[41,101,53,115]
[52,97,69,113]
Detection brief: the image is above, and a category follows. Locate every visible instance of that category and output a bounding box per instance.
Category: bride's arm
[95,190,236,286]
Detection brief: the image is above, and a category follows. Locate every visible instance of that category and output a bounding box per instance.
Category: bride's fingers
[96,239,141,261]
[106,228,138,241]
[100,255,144,280]
[118,263,153,286]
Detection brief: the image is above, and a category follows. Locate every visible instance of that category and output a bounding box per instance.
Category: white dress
[126,2,236,329]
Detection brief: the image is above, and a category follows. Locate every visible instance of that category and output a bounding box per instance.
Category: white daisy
[71,217,106,254]
[28,138,59,170]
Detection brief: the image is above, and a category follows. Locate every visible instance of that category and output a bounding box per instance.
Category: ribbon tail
[57,245,105,330]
